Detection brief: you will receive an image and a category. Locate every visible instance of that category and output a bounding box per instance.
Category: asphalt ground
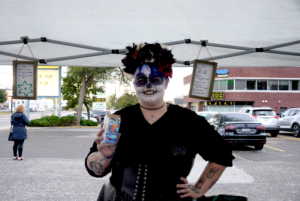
[1,128,300,201]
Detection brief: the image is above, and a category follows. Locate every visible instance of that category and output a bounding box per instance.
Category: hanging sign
[188,60,217,100]
[13,61,38,100]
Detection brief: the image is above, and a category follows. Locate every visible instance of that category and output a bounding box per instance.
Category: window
[252,110,274,116]
[235,79,246,90]
[290,80,300,90]
[223,113,257,122]
[268,80,278,90]
[213,80,219,90]
[288,109,297,116]
[247,80,256,90]
[228,80,234,90]
[220,80,227,90]
[279,80,289,90]
[281,110,289,117]
[257,80,267,90]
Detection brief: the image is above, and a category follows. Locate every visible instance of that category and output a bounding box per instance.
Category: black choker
[140,103,165,110]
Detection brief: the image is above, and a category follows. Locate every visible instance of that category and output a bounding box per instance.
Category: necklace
[140,103,165,110]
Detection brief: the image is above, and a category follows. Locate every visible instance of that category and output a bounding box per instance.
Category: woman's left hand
[176,177,202,199]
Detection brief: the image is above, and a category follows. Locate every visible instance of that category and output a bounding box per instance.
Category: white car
[81,114,98,123]
[37,108,45,112]
[239,106,280,137]
[279,108,300,137]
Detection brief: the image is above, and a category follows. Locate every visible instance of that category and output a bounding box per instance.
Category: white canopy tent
[1,0,300,68]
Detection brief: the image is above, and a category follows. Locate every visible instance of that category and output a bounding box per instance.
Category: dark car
[92,110,111,123]
[29,108,37,112]
[209,112,266,150]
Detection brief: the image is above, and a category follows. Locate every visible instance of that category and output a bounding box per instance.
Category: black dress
[85,104,234,201]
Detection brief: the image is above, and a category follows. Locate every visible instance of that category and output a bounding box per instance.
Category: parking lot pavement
[1,128,300,201]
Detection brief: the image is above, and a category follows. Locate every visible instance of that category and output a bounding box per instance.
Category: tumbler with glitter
[101,114,121,145]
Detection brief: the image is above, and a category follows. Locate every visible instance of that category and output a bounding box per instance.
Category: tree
[107,90,139,110]
[0,89,7,104]
[62,67,130,126]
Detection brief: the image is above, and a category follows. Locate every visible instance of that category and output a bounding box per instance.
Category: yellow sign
[212,92,224,100]
[38,66,59,69]
[208,101,233,106]
[37,69,59,96]
[96,98,106,102]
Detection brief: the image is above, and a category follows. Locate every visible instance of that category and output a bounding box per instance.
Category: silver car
[279,108,300,137]
[239,107,280,137]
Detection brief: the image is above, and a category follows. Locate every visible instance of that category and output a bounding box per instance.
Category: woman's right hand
[95,123,120,158]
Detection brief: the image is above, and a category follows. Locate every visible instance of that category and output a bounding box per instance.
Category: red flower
[158,64,173,78]
[132,51,138,58]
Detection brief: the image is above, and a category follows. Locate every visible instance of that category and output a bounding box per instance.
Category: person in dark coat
[11,105,30,161]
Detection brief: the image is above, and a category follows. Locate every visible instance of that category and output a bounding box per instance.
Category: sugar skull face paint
[133,64,167,104]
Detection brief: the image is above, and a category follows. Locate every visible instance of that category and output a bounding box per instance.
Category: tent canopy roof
[1,0,300,67]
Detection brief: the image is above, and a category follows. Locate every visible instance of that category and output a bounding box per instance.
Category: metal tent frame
[1,37,300,66]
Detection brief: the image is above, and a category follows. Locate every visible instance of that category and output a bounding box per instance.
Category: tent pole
[47,39,112,52]
[0,38,40,46]
[26,100,30,120]
[44,49,127,63]
[265,50,300,57]
[59,66,62,118]
[263,40,300,51]
[0,50,39,61]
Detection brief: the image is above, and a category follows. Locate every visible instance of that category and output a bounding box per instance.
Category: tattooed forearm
[218,169,224,176]
[90,161,104,175]
[188,185,200,194]
[195,177,206,189]
[208,179,218,189]
[206,167,220,179]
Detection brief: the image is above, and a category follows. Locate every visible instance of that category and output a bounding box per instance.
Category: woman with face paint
[85,43,234,201]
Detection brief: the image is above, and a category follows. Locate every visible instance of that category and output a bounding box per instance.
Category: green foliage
[0,89,7,104]
[61,67,131,111]
[107,90,139,110]
[80,120,98,126]
[29,115,77,127]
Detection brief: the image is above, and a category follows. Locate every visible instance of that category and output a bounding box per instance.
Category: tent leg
[59,66,62,118]
[27,100,30,120]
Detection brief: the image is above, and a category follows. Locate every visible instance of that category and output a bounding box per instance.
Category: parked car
[37,108,45,112]
[209,112,266,150]
[82,113,100,123]
[196,111,217,121]
[239,106,280,137]
[279,108,300,137]
[92,110,111,123]
[29,108,37,112]
[81,114,98,123]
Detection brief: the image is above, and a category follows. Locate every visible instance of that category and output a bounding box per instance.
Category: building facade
[183,67,300,114]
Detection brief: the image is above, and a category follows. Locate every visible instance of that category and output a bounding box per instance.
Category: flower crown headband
[121,42,176,78]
